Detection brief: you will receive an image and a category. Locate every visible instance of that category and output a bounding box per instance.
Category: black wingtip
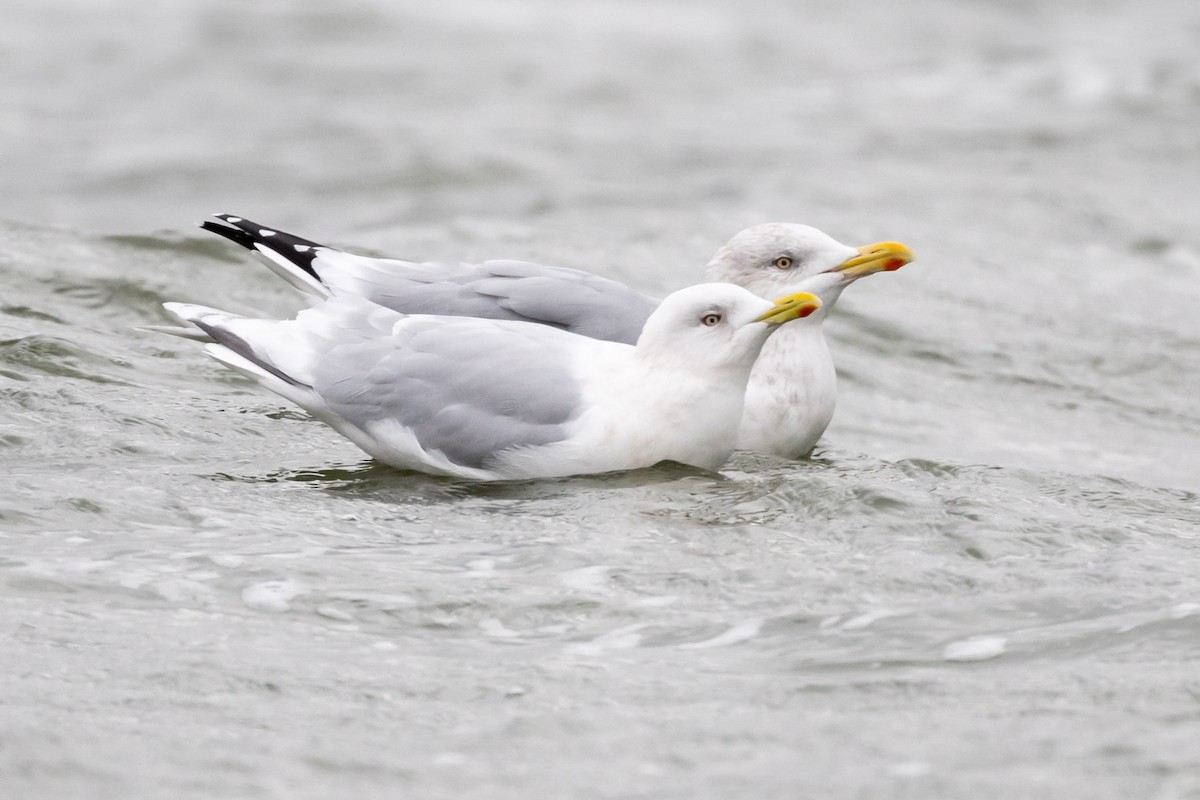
[198,214,326,279]
[199,219,256,250]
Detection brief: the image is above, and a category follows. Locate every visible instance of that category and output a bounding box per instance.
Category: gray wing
[310,315,587,470]
[359,259,659,345]
[201,215,661,345]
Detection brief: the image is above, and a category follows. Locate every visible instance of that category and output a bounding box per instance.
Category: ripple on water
[0,334,133,384]
[1,305,66,324]
[50,277,170,318]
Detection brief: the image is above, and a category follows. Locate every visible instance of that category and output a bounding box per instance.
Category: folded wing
[201,214,659,344]
[164,296,589,474]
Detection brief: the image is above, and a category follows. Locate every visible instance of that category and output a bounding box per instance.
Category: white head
[704,223,914,312]
[635,282,822,371]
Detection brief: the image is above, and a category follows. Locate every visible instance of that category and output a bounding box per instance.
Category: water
[3,0,1200,797]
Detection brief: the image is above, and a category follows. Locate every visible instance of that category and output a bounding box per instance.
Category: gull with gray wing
[159,284,822,480]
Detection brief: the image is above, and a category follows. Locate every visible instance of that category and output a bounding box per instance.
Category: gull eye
[773,256,794,270]
[701,313,722,327]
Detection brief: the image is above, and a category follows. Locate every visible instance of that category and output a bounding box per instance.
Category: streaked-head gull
[198,214,914,458]
[159,284,822,480]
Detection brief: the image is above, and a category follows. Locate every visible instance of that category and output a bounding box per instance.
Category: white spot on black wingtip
[225,216,243,223]
[295,245,311,252]
[260,229,276,237]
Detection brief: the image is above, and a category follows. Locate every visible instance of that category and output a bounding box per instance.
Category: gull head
[705,223,914,308]
[636,282,821,370]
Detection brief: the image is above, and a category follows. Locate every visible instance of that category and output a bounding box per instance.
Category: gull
[159,285,822,480]
[199,215,914,457]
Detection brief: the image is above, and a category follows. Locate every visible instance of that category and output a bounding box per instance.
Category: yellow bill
[755,292,822,325]
[833,241,915,279]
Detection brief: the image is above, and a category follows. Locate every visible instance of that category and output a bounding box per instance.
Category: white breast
[495,340,750,477]
[736,322,837,458]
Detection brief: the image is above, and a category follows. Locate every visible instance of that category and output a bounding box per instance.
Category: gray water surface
[3,1,1200,798]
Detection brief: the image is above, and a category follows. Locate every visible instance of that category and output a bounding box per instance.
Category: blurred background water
[2,1,1200,798]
